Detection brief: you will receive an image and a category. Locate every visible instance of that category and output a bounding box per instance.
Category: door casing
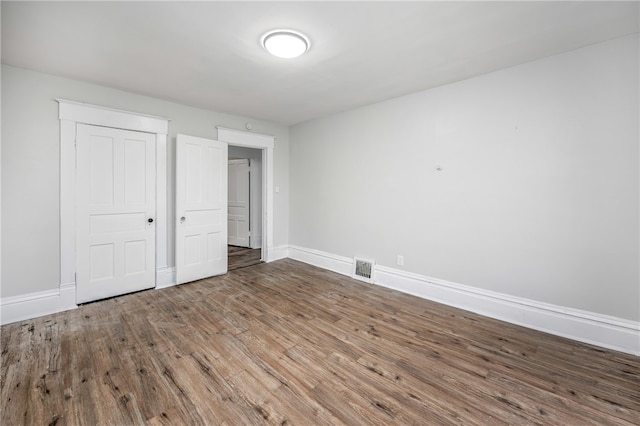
[57,99,169,303]
[217,127,275,261]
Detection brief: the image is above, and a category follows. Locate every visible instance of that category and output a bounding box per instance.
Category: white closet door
[228,159,250,247]
[76,124,156,303]
[176,134,228,285]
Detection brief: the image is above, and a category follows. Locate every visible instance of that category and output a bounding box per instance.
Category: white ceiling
[2,1,638,126]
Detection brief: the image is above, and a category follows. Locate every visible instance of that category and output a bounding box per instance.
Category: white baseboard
[1,283,77,325]
[267,245,289,262]
[289,245,352,275]
[2,266,177,324]
[4,248,638,355]
[288,245,640,356]
[156,267,176,289]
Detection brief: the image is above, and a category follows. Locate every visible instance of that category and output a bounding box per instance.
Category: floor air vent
[353,258,374,283]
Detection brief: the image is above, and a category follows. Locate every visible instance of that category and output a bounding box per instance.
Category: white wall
[228,145,263,248]
[1,64,289,298]
[290,34,639,322]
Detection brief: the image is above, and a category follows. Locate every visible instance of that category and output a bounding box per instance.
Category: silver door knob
[180,216,186,222]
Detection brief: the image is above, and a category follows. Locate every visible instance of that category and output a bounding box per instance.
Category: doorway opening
[228,145,262,270]
[217,126,275,268]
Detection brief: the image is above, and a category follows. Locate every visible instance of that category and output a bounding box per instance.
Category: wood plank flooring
[1,259,638,425]
[228,246,262,271]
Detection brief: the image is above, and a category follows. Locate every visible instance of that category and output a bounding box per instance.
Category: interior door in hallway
[76,124,156,303]
[176,134,228,285]
[228,158,250,247]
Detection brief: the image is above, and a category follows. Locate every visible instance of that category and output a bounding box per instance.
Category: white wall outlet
[397,255,404,266]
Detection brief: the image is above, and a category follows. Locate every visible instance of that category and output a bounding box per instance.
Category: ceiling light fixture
[262,29,310,59]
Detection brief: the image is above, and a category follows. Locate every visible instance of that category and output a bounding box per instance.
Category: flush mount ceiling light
[262,29,310,59]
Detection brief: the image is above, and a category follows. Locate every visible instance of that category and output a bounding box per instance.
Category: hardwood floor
[1,259,638,425]
[228,245,262,271]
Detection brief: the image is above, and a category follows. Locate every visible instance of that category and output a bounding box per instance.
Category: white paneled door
[228,159,250,247]
[176,134,228,285]
[76,124,156,303]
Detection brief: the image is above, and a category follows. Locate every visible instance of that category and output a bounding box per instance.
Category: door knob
[180,216,186,222]
[148,218,154,223]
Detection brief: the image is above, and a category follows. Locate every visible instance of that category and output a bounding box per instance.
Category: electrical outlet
[397,255,404,266]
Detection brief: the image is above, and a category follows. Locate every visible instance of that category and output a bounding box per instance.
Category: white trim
[217,127,275,262]
[156,267,177,289]
[215,126,274,149]
[59,119,77,289]
[287,245,640,356]
[155,134,168,272]
[269,245,290,262]
[56,98,168,134]
[289,245,352,275]
[57,99,170,306]
[1,284,77,325]
[374,266,639,356]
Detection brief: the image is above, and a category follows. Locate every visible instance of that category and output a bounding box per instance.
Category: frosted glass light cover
[262,30,309,58]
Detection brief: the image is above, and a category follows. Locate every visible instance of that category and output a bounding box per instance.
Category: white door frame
[217,127,274,261]
[57,99,170,301]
